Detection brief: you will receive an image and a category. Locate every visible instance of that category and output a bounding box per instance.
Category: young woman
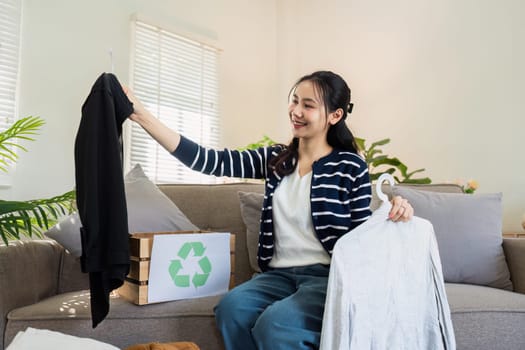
[126,71,413,350]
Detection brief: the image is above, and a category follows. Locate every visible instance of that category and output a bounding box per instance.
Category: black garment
[74,73,133,327]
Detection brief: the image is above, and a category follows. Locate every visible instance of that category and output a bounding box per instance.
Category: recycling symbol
[168,241,212,288]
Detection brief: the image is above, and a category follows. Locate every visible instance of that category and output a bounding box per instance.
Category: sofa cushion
[46,164,199,257]
[447,283,525,313]
[447,283,525,349]
[7,291,222,320]
[238,191,264,273]
[392,187,512,290]
[6,291,223,349]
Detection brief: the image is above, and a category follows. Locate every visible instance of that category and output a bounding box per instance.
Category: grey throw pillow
[124,164,199,233]
[392,186,512,290]
[46,164,199,256]
[238,191,264,272]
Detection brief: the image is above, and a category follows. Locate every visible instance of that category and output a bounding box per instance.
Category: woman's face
[288,80,330,142]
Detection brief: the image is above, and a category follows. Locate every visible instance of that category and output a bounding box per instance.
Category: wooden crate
[118,231,235,305]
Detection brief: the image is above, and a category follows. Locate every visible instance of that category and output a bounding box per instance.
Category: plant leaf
[358,136,432,184]
[404,168,426,179]
[0,189,75,245]
[370,138,390,149]
[354,138,365,152]
[0,116,45,174]
[400,177,432,184]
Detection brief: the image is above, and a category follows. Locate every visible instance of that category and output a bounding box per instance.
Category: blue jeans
[214,264,330,350]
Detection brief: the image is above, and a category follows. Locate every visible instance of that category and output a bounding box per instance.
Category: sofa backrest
[371,183,463,210]
[158,182,463,285]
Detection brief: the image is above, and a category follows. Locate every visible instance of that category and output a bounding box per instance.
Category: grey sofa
[1,182,525,350]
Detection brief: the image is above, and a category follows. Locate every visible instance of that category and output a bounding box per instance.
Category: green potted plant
[237,135,276,151]
[355,137,431,184]
[0,116,75,245]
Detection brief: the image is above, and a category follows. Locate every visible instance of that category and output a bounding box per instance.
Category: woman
[126,70,413,350]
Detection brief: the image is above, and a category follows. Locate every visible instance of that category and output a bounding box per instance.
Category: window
[128,20,220,184]
[0,0,22,133]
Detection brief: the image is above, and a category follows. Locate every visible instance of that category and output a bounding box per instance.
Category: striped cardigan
[173,136,372,271]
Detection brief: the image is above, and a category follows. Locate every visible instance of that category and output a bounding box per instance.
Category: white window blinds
[129,20,220,184]
[0,0,21,132]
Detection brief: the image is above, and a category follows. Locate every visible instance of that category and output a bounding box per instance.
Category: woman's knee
[215,284,264,327]
[252,304,322,349]
[214,290,241,323]
[251,303,292,339]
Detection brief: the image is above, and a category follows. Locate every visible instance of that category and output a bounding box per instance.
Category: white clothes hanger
[376,173,396,203]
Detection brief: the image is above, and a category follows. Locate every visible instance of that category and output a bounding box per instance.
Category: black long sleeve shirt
[74,73,133,327]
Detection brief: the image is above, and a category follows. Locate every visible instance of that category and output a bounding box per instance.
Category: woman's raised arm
[124,87,181,153]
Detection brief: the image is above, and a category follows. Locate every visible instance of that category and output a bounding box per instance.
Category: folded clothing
[6,327,119,350]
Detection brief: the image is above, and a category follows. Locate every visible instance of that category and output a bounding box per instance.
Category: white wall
[12,0,279,197]
[276,0,525,232]
[10,0,525,231]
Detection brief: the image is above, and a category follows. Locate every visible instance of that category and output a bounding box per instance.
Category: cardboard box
[118,231,235,305]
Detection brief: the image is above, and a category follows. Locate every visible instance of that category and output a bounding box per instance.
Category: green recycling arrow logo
[168,241,212,288]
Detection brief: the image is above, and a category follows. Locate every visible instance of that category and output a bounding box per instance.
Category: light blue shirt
[321,202,456,350]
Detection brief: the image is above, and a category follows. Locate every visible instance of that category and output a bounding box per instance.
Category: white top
[269,166,331,268]
[6,327,119,350]
[320,202,456,350]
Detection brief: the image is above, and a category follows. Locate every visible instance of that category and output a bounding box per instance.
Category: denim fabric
[214,264,330,350]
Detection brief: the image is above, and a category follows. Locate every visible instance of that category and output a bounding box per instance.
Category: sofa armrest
[0,240,63,349]
[503,238,525,294]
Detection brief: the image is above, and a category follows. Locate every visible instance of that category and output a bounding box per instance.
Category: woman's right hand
[122,85,181,153]
[122,85,149,123]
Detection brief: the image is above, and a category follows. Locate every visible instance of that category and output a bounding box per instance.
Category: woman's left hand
[389,196,414,222]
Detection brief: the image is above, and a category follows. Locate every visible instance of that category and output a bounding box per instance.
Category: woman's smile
[291,117,307,129]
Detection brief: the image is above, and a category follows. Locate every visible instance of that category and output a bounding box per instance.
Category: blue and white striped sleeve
[171,135,272,179]
[349,162,372,229]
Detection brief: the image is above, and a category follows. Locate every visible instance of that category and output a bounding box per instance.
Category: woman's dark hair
[270,71,359,176]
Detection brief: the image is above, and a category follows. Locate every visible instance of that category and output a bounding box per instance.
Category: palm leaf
[0,116,79,245]
[0,116,45,173]
[0,190,76,245]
